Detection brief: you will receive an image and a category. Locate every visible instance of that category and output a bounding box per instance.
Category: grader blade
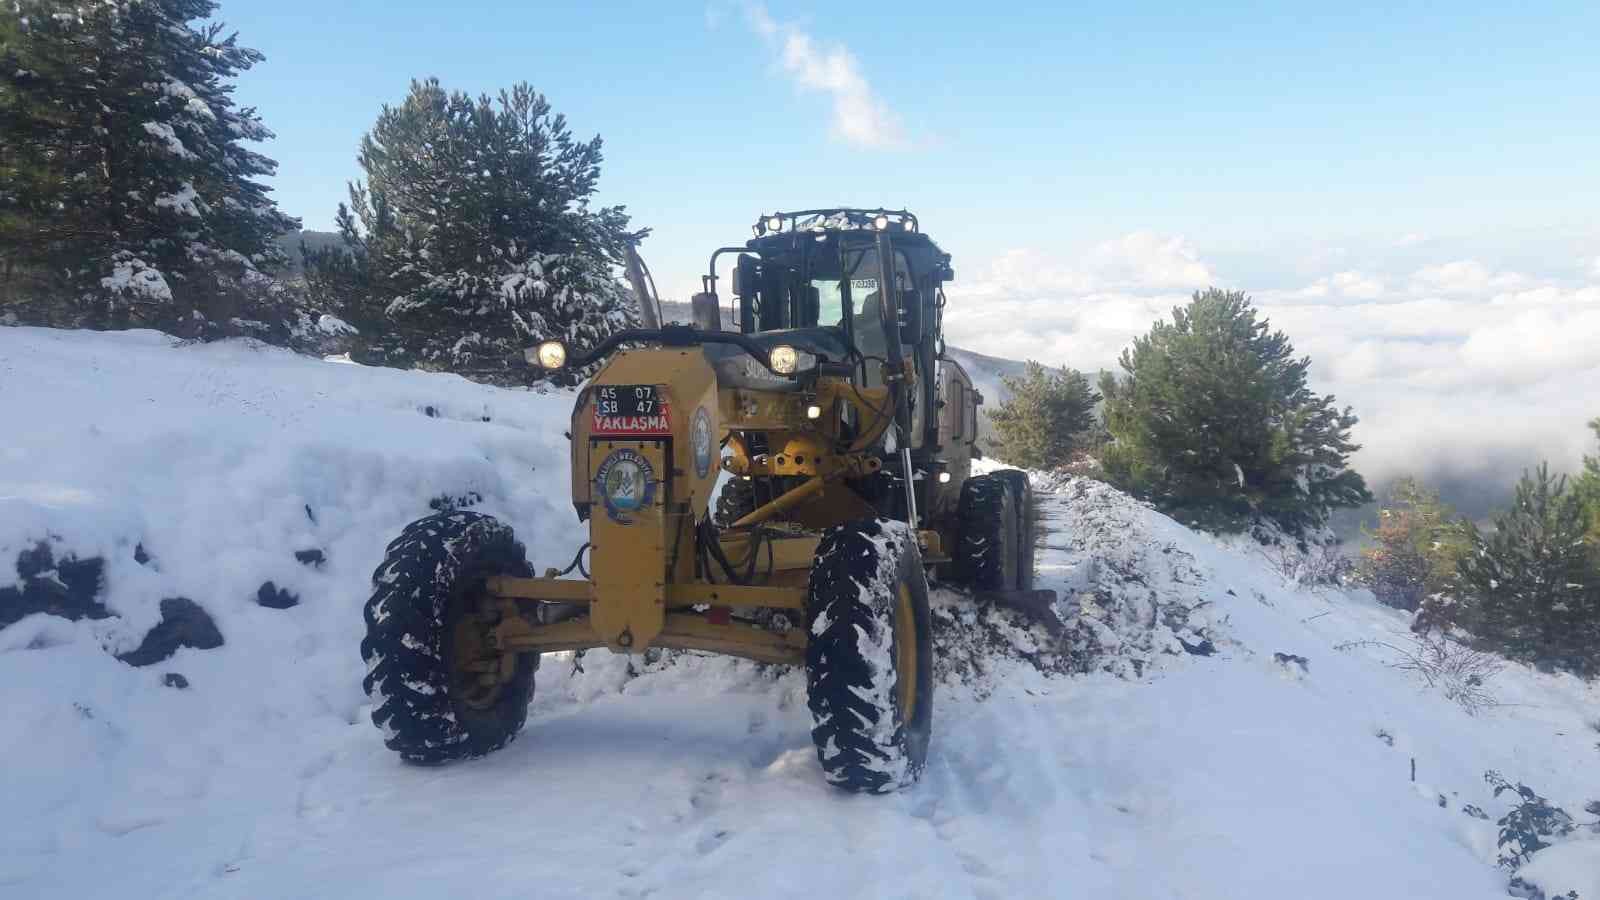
[974,588,1065,634]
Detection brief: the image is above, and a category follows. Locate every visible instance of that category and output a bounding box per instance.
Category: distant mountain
[942,346,1027,411]
[272,230,345,279]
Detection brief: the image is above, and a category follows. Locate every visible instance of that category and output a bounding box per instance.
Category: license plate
[592,385,671,437]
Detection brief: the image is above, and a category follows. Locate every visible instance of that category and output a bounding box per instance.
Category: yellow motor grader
[360,209,1048,792]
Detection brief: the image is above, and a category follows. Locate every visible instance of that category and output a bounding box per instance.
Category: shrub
[1357,478,1471,611]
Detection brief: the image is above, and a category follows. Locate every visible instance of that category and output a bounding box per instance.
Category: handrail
[564,325,781,374]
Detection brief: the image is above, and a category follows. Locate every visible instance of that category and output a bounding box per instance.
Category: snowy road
[3,329,1596,899]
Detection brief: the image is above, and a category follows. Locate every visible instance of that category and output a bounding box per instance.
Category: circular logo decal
[594,449,656,523]
[691,407,714,478]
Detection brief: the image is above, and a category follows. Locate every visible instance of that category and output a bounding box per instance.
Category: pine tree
[1574,417,1600,546]
[314,79,637,376]
[986,362,1101,470]
[1098,288,1371,536]
[1455,464,1599,675]
[0,1,298,332]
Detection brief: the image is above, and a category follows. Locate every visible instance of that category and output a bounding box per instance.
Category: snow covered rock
[0,542,108,629]
[115,597,222,667]
[254,580,299,610]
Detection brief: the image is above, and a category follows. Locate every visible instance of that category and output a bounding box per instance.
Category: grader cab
[360,209,1047,792]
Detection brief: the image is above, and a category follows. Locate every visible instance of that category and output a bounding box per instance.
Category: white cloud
[1292,270,1386,301]
[1589,255,1600,279]
[744,4,907,150]
[946,233,1224,372]
[944,236,1600,509]
[962,233,1213,302]
[1409,259,1528,295]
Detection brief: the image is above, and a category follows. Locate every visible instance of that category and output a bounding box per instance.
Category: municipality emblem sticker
[595,448,656,523]
[691,406,713,478]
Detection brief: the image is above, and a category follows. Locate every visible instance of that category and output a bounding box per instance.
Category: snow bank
[1,326,1596,899]
[1519,838,1600,899]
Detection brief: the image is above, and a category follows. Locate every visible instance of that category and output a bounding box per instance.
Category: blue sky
[226,1,1598,287]
[220,1,1600,491]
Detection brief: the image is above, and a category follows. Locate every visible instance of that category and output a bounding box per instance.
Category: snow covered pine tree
[315,79,638,379]
[0,1,298,333]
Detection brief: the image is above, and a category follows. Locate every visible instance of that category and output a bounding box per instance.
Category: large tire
[804,518,933,793]
[990,469,1035,590]
[956,474,1017,590]
[714,476,757,527]
[361,511,536,764]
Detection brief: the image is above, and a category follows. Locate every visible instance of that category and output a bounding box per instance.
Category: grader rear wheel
[957,474,1017,590]
[803,518,933,793]
[990,469,1035,590]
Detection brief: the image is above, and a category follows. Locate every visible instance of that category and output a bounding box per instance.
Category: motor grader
[360,209,1046,793]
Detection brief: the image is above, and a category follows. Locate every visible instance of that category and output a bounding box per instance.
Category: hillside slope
[1,327,1595,899]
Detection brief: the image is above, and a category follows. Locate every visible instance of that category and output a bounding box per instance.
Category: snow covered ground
[2,327,1596,899]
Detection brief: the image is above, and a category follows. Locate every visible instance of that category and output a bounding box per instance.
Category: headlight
[767,344,816,376]
[527,340,567,369]
[769,345,799,374]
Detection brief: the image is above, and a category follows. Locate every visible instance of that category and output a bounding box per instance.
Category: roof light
[872,214,890,230]
[766,215,783,233]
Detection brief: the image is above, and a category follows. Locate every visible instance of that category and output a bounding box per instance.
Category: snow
[1,326,1596,899]
[1520,838,1600,898]
[154,182,205,218]
[98,255,172,303]
[140,121,195,160]
[155,77,215,121]
[316,314,357,336]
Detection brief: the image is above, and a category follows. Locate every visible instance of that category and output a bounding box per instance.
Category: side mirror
[690,292,722,332]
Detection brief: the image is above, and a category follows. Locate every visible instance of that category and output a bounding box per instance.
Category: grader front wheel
[361,511,537,764]
[804,518,933,793]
